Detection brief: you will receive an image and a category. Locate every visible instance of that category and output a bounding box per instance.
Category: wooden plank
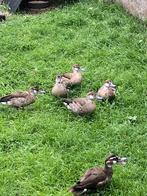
[4,0,23,12]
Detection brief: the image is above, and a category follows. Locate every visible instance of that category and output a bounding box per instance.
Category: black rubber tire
[0,13,6,21]
[27,1,49,9]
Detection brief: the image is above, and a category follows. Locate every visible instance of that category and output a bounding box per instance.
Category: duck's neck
[86,96,94,101]
[104,84,110,88]
[29,90,36,95]
[73,70,79,73]
[104,164,113,177]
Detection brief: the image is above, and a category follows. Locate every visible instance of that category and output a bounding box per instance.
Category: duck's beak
[110,83,116,88]
[118,157,128,165]
[96,95,103,101]
[80,67,85,72]
[38,90,46,94]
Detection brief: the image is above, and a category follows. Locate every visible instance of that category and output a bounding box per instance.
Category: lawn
[0,0,147,195]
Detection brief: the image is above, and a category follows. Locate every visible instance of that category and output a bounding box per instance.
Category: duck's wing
[61,76,71,84]
[0,91,29,102]
[62,73,72,79]
[97,86,106,96]
[74,98,87,106]
[63,98,84,113]
[71,167,107,191]
[63,98,86,105]
[107,88,116,97]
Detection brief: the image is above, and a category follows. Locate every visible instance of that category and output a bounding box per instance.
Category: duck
[0,87,45,108]
[52,75,69,97]
[63,91,96,115]
[61,64,84,86]
[69,154,127,195]
[96,80,116,102]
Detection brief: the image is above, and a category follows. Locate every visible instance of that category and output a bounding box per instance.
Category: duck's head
[30,86,46,94]
[105,154,127,168]
[72,64,85,72]
[86,91,96,100]
[104,80,116,89]
[56,75,62,84]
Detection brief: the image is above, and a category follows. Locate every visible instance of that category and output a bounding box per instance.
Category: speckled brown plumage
[61,64,84,86]
[69,155,127,195]
[0,87,45,108]
[63,92,96,115]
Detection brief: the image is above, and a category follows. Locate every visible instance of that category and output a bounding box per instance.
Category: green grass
[0,0,147,195]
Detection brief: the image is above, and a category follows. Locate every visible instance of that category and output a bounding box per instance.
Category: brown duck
[69,155,127,195]
[52,75,69,97]
[61,64,84,86]
[0,87,45,108]
[63,91,96,115]
[96,80,116,102]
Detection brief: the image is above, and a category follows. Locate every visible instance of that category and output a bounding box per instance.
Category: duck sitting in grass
[52,75,69,97]
[63,91,96,115]
[61,64,85,86]
[69,154,127,195]
[0,87,45,108]
[96,80,116,102]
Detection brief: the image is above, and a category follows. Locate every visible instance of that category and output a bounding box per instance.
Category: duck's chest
[70,73,82,84]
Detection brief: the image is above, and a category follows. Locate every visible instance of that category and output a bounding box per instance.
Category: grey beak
[119,157,128,165]
[110,83,116,88]
[39,90,46,94]
[96,95,103,101]
[80,67,85,72]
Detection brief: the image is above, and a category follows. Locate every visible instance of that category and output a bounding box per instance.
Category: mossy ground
[0,0,147,195]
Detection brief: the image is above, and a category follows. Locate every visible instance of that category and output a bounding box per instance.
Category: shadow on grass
[80,184,112,195]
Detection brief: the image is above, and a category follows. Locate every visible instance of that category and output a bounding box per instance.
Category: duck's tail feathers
[69,187,75,193]
[69,185,86,195]
[63,99,73,110]
[63,98,73,104]
[0,95,12,103]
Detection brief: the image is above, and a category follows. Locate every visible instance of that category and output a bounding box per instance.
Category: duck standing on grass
[96,80,116,102]
[61,64,85,86]
[69,155,127,195]
[63,91,96,115]
[52,75,69,97]
[0,87,45,108]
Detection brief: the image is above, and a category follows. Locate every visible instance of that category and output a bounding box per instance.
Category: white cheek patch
[113,160,117,164]
[74,67,79,71]
[89,95,94,99]
[33,90,37,94]
[105,83,109,87]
